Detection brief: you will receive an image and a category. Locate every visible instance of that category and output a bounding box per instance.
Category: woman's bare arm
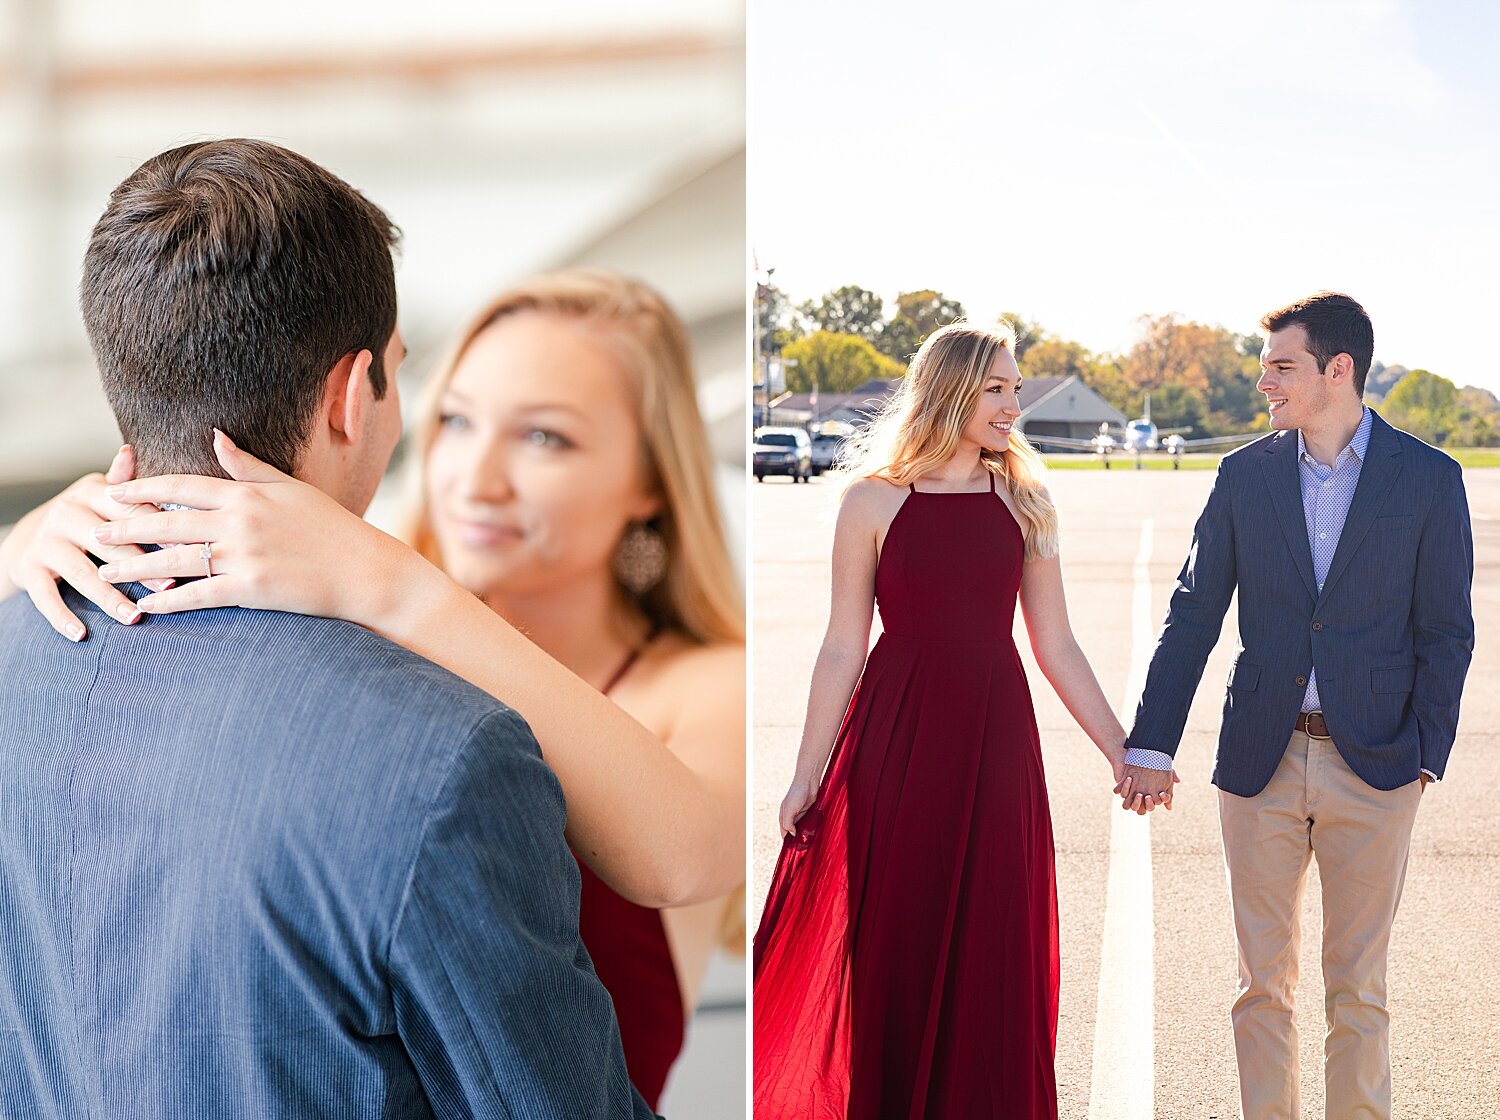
[778,481,882,833]
[1018,548,1130,779]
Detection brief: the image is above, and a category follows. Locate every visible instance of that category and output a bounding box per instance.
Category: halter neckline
[908,471,998,496]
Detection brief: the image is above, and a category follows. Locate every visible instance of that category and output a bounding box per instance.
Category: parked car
[808,421,854,475]
[753,426,812,482]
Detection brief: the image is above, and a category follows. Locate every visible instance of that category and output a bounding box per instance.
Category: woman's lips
[451,520,523,548]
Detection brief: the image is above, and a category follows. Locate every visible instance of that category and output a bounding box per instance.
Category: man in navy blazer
[1120,292,1473,1120]
[0,140,655,1119]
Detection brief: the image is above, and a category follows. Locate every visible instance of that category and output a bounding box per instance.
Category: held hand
[1104,743,1128,789]
[91,430,402,622]
[778,778,817,838]
[0,446,174,640]
[1114,764,1180,814]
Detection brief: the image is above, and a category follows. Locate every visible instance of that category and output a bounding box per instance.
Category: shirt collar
[1297,405,1372,468]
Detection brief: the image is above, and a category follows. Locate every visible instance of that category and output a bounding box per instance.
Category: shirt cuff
[1124,748,1174,771]
[1421,769,1439,782]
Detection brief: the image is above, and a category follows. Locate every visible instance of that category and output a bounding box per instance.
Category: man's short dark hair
[80,138,400,477]
[1260,291,1374,396]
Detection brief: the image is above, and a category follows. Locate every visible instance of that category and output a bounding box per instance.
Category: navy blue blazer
[0,588,655,1119]
[1126,411,1474,797]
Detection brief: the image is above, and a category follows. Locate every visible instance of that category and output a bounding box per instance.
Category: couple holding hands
[755,294,1473,1119]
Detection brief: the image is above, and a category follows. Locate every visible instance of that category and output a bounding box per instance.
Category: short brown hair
[80,139,400,477]
[1260,291,1374,396]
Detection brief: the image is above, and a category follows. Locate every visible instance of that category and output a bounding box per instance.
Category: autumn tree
[1119,314,1263,434]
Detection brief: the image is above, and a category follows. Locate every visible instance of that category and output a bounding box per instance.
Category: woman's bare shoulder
[840,475,907,522]
[645,632,744,690]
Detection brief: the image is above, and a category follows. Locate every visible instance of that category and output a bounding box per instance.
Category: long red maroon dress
[753,471,1060,1119]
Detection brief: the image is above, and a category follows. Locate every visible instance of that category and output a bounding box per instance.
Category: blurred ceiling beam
[0,33,741,97]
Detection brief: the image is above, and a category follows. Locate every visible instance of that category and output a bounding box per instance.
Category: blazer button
[1296,675,1307,686]
[1311,621,1324,631]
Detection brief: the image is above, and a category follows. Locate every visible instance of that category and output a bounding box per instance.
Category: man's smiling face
[1258,324,1334,432]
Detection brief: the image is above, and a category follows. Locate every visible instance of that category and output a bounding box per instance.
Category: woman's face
[425,311,660,600]
[958,345,1023,454]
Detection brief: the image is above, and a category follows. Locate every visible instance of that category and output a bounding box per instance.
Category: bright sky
[751,0,1500,391]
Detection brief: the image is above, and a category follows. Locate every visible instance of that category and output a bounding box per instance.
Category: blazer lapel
[1260,431,1318,601]
[1316,413,1404,607]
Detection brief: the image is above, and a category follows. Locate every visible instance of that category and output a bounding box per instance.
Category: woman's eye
[438,412,470,432]
[524,428,571,450]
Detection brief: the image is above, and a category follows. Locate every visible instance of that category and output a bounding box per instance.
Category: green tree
[1150,383,1208,436]
[1235,332,1265,359]
[876,289,967,363]
[1381,368,1460,444]
[781,331,904,395]
[755,282,802,353]
[1365,362,1409,402]
[799,286,885,345]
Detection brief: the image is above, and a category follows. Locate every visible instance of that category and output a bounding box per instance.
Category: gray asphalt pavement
[751,467,1500,1119]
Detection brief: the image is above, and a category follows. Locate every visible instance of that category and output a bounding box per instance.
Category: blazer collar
[1261,430,1318,601]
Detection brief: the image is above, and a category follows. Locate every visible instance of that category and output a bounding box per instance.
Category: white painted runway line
[1088,520,1156,1120]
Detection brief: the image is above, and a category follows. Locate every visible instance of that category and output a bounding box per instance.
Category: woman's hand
[778,777,818,837]
[92,430,411,623]
[1103,740,1128,789]
[1115,765,1181,814]
[0,446,174,640]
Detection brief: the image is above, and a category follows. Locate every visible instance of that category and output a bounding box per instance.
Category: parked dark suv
[753,426,812,482]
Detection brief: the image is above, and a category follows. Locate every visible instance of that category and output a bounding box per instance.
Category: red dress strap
[576,627,683,1110]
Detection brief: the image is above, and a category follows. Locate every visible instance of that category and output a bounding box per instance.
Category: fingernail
[92,524,112,541]
[98,564,118,580]
[146,579,174,592]
[116,602,142,624]
[67,623,85,642]
[105,486,126,500]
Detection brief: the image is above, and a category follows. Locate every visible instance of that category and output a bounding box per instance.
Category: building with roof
[764,374,1125,447]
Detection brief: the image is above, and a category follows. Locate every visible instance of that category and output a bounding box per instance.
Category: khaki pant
[1218,731,1422,1120]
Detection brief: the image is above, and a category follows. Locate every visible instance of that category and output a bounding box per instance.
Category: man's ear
[1326,351,1355,390]
[323,349,375,444]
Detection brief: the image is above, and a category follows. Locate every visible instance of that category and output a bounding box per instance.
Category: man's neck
[1300,403,1366,469]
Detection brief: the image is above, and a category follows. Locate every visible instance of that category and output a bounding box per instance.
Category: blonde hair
[402,267,746,950]
[836,320,1059,560]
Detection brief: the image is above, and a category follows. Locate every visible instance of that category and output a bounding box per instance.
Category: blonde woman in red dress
[754,322,1169,1117]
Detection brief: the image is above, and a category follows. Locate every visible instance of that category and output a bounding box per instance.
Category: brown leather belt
[1295,710,1331,739]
